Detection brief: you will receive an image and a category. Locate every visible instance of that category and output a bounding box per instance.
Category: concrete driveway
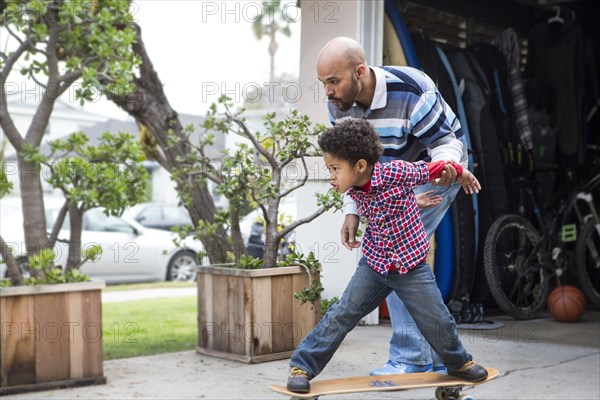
[3,288,599,399]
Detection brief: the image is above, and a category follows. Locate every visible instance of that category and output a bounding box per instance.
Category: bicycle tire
[575,220,600,306]
[484,214,549,319]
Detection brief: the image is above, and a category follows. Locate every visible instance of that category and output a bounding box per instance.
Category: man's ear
[355,64,367,79]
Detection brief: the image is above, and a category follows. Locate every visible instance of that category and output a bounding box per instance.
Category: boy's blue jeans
[385,182,461,368]
[289,259,471,378]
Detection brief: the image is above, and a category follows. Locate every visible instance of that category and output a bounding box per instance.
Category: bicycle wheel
[484,214,550,319]
[575,220,600,306]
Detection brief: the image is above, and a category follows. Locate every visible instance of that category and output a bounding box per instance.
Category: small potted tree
[0,132,149,394]
[172,97,341,363]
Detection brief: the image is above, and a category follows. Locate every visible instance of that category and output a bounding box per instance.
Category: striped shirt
[331,66,468,215]
[348,160,431,275]
[328,66,467,165]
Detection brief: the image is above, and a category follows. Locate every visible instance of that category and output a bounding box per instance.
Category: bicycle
[483,165,600,320]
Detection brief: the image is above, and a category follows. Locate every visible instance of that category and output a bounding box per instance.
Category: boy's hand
[416,190,443,209]
[457,169,481,194]
[431,163,458,186]
[341,214,361,250]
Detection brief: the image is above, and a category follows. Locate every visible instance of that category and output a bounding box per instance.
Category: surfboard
[437,46,480,303]
[384,4,459,300]
[383,13,407,66]
[384,0,421,69]
[433,210,454,301]
[406,30,468,302]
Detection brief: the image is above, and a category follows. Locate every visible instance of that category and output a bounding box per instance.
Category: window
[137,206,162,223]
[84,208,135,234]
[163,206,191,224]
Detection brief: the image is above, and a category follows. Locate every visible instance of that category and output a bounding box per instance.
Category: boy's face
[323,153,361,193]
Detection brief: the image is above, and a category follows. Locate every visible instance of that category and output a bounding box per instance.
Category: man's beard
[329,75,359,112]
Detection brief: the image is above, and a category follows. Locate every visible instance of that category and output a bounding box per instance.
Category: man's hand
[431,163,458,186]
[416,190,443,209]
[341,214,361,250]
[457,169,481,194]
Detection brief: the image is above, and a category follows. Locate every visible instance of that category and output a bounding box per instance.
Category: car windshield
[84,208,135,233]
[164,206,191,222]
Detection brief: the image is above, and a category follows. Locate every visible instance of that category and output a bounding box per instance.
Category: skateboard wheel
[435,387,461,400]
[458,395,475,400]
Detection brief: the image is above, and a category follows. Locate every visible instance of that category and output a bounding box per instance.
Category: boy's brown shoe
[287,366,310,393]
[448,361,488,382]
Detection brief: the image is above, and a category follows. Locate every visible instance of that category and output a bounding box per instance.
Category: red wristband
[427,161,463,179]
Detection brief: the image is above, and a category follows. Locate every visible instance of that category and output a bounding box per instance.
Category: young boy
[287,119,486,393]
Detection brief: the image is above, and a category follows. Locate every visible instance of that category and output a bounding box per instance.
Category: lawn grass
[103,295,197,360]
[103,281,196,292]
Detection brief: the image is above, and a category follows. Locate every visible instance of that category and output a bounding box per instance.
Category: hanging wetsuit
[524,15,585,168]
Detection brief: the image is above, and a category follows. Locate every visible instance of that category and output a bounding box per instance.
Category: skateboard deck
[270,367,498,399]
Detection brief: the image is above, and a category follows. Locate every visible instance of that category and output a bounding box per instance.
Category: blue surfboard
[433,210,454,301]
[437,47,479,259]
[385,1,454,300]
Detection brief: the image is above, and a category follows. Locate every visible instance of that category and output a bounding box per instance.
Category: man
[316,37,472,375]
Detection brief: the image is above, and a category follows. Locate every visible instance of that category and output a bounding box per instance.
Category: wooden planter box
[197,265,321,363]
[0,282,106,395]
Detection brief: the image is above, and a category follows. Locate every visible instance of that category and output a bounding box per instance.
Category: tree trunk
[105,24,231,264]
[269,24,277,83]
[263,198,282,268]
[65,203,83,272]
[229,205,246,264]
[0,235,25,286]
[17,154,48,278]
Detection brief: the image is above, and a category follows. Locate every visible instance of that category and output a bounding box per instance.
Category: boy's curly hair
[318,119,383,166]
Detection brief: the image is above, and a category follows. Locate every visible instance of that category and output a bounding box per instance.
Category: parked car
[0,199,203,283]
[239,200,297,259]
[122,202,193,231]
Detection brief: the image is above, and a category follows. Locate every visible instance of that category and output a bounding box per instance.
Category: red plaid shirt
[347,160,432,275]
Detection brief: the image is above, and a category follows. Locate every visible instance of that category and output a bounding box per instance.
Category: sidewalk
[4,289,599,399]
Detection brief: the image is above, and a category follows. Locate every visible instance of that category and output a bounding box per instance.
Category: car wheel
[167,250,197,281]
[17,257,31,279]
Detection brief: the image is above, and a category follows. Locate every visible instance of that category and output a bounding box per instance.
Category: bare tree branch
[229,116,277,168]
[0,39,30,85]
[0,235,25,286]
[47,200,69,248]
[278,206,326,240]
[4,24,25,45]
[250,188,270,227]
[28,70,47,89]
[279,157,309,199]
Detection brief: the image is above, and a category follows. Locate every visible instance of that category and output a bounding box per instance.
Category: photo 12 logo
[200,1,301,24]
[201,81,302,104]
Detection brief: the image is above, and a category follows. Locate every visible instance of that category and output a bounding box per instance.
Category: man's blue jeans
[386,182,461,368]
[290,259,471,378]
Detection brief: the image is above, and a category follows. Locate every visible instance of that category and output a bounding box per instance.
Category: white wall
[294,157,363,299]
[295,1,384,325]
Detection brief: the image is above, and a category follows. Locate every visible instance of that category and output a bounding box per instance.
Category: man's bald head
[316,37,375,111]
[317,37,366,70]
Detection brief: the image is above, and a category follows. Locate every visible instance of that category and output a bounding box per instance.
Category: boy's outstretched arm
[427,161,481,195]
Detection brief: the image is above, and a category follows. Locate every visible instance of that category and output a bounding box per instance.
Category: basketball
[547,285,587,322]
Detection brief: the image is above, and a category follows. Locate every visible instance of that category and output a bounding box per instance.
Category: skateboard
[270,367,499,400]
